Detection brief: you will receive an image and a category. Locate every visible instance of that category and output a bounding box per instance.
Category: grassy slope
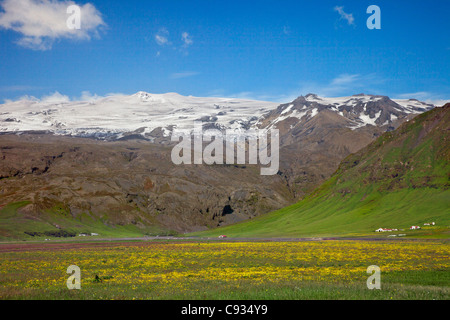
[193,105,450,238]
[0,201,176,240]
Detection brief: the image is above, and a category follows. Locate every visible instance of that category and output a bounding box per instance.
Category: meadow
[0,239,448,300]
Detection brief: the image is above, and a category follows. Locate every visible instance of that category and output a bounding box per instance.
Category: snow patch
[358,110,382,127]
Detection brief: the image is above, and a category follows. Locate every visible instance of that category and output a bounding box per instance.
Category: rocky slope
[0,134,292,236]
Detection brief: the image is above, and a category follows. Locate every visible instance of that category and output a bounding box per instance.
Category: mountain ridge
[0,92,439,141]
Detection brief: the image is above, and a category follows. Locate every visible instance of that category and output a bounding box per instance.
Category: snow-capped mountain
[0,92,277,140]
[0,91,437,141]
[261,93,435,132]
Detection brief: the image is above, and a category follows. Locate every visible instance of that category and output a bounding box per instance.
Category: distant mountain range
[0,92,436,141]
[0,92,446,238]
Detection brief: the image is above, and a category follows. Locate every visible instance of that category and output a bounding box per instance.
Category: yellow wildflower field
[0,240,448,299]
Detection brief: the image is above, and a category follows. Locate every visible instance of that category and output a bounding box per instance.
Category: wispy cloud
[0,0,105,50]
[181,32,193,47]
[155,35,168,45]
[155,29,194,55]
[297,73,385,97]
[334,6,355,26]
[40,91,71,103]
[393,91,450,106]
[330,73,360,86]
[79,90,102,102]
[170,71,199,79]
[2,91,129,104]
[0,85,44,92]
[206,89,288,103]
[395,91,430,100]
[155,28,170,46]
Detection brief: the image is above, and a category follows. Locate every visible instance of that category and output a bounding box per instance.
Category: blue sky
[0,0,449,104]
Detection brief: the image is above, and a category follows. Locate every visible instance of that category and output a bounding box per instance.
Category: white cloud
[155,29,194,55]
[181,31,193,47]
[206,89,287,103]
[330,73,360,86]
[334,6,355,26]
[230,91,255,100]
[8,94,39,103]
[299,73,362,97]
[395,91,430,100]
[294,73,386,98]
[155,28,169,46]
[155,34,168,45]
[0,0,105,50]
[41,91,70,103]
[291,75,449,105]
[79,90,101,102]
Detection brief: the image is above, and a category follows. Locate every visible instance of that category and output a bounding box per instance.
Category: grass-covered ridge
[194,105,450,238]
[0,201,177,241]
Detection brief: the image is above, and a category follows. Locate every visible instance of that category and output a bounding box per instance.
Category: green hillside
[0,201,175,240]
[193,105,450,238]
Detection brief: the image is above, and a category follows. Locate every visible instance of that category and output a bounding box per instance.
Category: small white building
[410,226,421,230]
[375,228,394,232]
